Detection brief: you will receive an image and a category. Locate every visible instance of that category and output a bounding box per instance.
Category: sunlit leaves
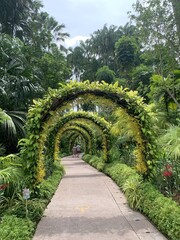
[21,81,157,186]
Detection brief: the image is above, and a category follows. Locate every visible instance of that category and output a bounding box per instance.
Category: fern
[160,125,180,160]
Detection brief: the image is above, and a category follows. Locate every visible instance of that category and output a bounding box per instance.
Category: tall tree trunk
[170,0,180,44]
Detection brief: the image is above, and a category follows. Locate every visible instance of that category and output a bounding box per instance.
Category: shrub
[4,198,46,223]
[82,154,92,163]
[122,176,142,209]
[0,215,34,240]
[0,154,22,169]
[83,154,105,171]
[38,162,64,200]
[0,160,64,239]
[104,162,139,187]
[139,182,180,240]
[60,152,69,158]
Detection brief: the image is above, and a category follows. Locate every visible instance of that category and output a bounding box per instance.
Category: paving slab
[33,156,167,240]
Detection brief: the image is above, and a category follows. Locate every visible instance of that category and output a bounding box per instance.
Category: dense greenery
[0,159,64,240]
[19,81,159,187]
[46,111,110,166]
[0,0,179,239]
[0,1,70,154]
[0,215,34,240]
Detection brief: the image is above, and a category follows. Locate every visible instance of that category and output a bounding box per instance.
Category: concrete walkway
[33,156,167,240]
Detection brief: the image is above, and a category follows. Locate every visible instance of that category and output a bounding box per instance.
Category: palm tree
[67,46,86,81]
[28,11,69,53]
[118,23,136,37]
[0,166,23,185]
[0,110,26,154]
[0,0,33,39]
[160,125,180,161]
[89,24,122,68]
[0,34,44,110]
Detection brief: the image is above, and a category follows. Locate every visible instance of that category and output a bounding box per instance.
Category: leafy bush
[82,154,93,163]
[0,154,22,169]
[83,154,105,171]
[0,160,64,239]
[38,162,64,200]
[122,176,142,209]
[104,162,139,187]
[154,158,179,199]
[138,182,180,240]
[108,145,122,162]
[4,198,46,223]
[0,154,24,206]
[60,152,69,158]
[109,139,135,166]
[0,215,34,240]
[89,156,104,171]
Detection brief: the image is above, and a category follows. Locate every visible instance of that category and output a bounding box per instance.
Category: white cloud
[64,35,90,48]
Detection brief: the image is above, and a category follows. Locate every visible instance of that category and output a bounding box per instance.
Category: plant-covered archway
[44,111,110,161]
[36,111,110,180]
[54,124,93,160]
[57,120,100,154]
[20,81,158,187]
[37,125,92,182]
[43,120,96,178]
[61,131,87,156]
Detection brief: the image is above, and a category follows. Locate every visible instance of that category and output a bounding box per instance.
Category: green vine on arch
[38,110,110,183]
[44,111,110,166]
[20,81,158,187]
[54,121,96,161]
[67,132,86,154]
[33,110,110,181]
[60,120,97,152]
[54,125,92,161]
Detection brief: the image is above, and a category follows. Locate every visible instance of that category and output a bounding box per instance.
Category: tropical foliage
[0,0,179,239]
[0,1,70,155]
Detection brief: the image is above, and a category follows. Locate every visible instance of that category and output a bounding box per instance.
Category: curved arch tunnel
[20,81,158,186]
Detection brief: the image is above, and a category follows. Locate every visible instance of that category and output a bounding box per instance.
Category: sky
[42,0,136,47]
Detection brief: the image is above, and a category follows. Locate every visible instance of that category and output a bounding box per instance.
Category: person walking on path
[72,145,77,157]
[76,144,81,157]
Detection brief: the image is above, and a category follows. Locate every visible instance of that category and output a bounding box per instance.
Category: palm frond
[0,108,9,123]
[0,166,23,184]
[1,111,17,139]
[0,110,26,152]
[160,125,180,160]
